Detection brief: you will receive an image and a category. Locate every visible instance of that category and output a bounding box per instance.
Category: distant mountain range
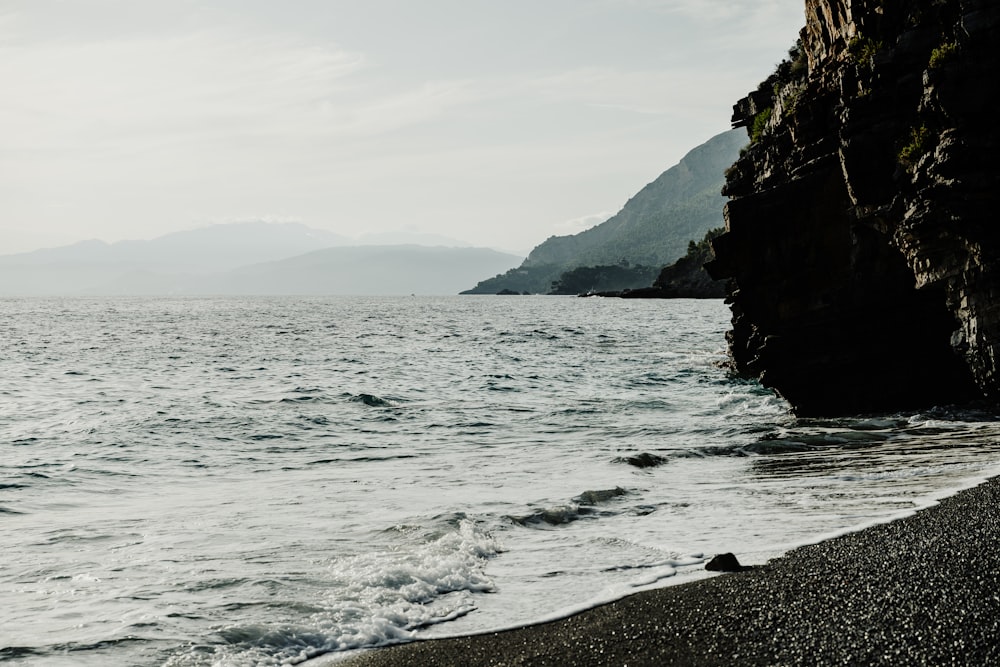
[462,129,746,294]
[0,223,520,296]
[4,128,744,297]
[7,222,351,272]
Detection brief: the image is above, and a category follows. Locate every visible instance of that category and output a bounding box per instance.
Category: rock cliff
[707,0,1000,415]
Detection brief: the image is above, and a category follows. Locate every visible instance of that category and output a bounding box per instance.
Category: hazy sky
[1,1,804,255]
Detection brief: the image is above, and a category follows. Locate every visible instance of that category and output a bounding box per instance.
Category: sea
[3,295,1000,666]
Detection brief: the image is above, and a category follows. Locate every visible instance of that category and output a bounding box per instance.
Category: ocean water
[3,296,1000,666]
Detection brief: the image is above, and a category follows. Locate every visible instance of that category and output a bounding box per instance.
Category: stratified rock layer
[708,0,1000,415]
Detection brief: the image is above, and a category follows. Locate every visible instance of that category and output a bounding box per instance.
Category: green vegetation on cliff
[577,227,726,299]
[549,263,659,295]
[461,129,746,294]
[650,227,726,298]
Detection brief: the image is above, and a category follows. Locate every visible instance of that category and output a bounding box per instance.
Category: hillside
[462,129,746,294]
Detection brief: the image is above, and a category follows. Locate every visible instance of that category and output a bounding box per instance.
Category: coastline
[329,475,1000,666]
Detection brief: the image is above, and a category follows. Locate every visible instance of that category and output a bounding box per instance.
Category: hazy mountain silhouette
[0,223,520,295]
[207,245,518,295]
[355,230,472,247]
[2,222,350,272]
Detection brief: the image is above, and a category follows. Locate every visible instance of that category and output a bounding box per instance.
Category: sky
[0,0,805,256]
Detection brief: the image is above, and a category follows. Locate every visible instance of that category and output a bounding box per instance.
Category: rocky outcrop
[708,0,1000,415]
[615,229,727,299]
[582,229,727,299]
[647,230,727,298]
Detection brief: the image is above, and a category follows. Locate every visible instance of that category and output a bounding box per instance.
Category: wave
[671,413,990,460]
[280,395,326,403]
[306,454,418,465]
[507,505,599,527]
[0,646,42,660]
[573,487,629,505]
[507,487,632,527]
[613,452,669,468]
[162,519,500,666]
[182,577,250,593]
[278,386,333,404]
[38,636,151,657]
[346,393,396,408]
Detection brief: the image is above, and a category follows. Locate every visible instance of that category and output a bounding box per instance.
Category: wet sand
[334,476,1000,666]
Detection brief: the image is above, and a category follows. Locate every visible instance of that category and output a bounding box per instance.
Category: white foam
[165,519,502,666]
[768,463,1000,552]
[406,553,712,640]
[310,468,1000,667]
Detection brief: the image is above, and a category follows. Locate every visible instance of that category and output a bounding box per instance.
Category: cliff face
[708,0,1000,415]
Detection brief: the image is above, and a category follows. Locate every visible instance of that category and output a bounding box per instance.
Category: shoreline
[328,475,1000,666]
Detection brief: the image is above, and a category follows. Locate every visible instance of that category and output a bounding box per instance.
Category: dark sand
[337,476,1000,666]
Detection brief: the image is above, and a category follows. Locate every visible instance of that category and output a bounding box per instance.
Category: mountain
[462,129,746,294]
[0,223,520,296]
[1,222,350,272]
[80,245,522,296]
[355,230,471,247]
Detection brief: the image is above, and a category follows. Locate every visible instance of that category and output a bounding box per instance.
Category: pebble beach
[334,475,1000,666]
